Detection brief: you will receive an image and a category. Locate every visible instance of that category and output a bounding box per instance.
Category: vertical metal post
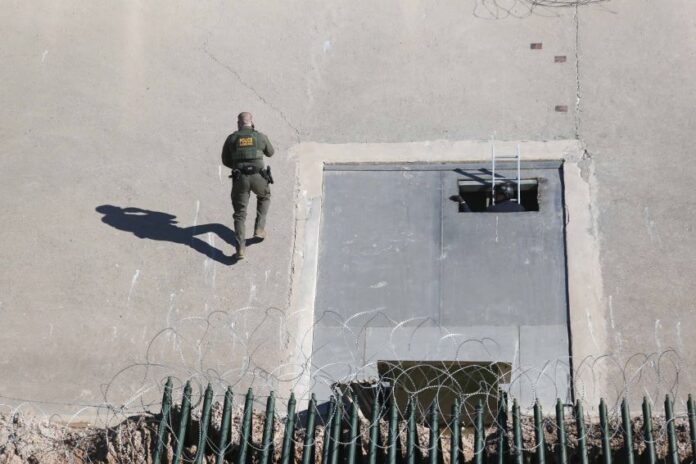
[474,400,484,464]
[450,398,461,464]
[194,383,214,464]
[260,392,276,464]
[665,395,679,464]
[322,397,336,464]
[173,381,192,464]
[688,394,696,464]
[388,397,398,464]
[556,399,567,464]
[599,399,612,464]
[575,401,588,464]
[512,400,523,464]
[491,135,497,205]
[428,401,439,464]
[497,392,508,464]
[215,387,233,464]
[347,392,359,464]
[301,394,318,464]
[280,393,297,464]
[642,397,656,464]
[533,400,545,464]
[330,397,342,464]
[407,397,416,464]
[154,377,172,464]
[237,388,254,464]
[368,392,380,464]
[621,399,634,464]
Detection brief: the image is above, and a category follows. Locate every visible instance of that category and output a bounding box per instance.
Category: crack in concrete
[203,49,302,143]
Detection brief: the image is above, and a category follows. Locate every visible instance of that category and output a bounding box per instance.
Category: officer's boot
[254,197,270,240]
[234,220,246,259]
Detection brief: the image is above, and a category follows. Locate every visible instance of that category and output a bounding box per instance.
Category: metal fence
[152,378,696,464]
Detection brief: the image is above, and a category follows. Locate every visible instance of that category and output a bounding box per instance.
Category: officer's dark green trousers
[231,172,270,250]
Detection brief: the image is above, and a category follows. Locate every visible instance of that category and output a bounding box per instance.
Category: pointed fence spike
[280,393,297,464]
[215,387,233,464]
[665,395,679,464]
[237,388,254,464]
[599,399,612,464]
[512,400,523,464]
[450,398,461,464]
[301,394,318,464]
[642,397,656,464]
[173,381,192,464]
[428,400,439,464]
[556,399,568,464]
[575,401,589,464]
[474,399,484,464]
[260,392,276,464]
[621,398,635,464]
[153,377,173,464]
[194,384,214,464]
[534,400,545,464]
[346,391,359,464]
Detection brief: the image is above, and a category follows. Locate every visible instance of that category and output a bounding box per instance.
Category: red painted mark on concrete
[555,105,568,113]
[530,43,543,50]
[554,55,567,63]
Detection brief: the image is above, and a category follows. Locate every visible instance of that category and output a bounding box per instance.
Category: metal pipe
[388,397,398,464]
[194,383,214,464]
[512,400,523,464]
[301,394,318,464]
[215,387,233,464]
[237,388,254,464]
[556,399,567,464]
[474,400,484,464]
[153,377,172,464]
[642,397,656,464]
[665,395,679,464]
[688,394,696,464]
[280,393,297,464]
[621,399,634,464]
[533,400,545,464]
[599,399,612,464]
[407,397,416,464]
[173,381,192,464]
[497,391,508,464]
[260,392,276,464]
[330,397,342,464]
[575,401,588,464]
[368,391,380,464]
[450,398,461,464]
[428,400,439,464]
[347,392,359,464]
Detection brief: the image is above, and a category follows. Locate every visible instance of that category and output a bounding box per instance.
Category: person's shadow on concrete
[96,205,254,265]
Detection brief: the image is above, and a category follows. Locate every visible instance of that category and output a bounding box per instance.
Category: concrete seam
[573,3,583,144]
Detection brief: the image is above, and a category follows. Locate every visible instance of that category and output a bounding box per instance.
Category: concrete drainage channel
[144,378,696,464]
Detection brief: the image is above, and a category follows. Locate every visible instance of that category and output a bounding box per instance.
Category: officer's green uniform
[221,126,275,253]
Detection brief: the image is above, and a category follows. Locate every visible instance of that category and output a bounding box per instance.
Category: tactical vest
[231,130,262,162]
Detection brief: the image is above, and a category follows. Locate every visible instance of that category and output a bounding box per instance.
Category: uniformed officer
[221,112,275,259]
[486,182,526,213]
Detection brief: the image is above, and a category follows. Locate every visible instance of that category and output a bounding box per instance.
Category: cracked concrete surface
[1,0,695,417]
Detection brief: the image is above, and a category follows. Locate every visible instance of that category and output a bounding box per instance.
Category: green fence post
[575,401,589,464]
[330,396,342,464]
[428,401,439,464]
[451,398,461,464]
[388,396,399,464]
[237,388,254,464]
[173,381,192,464]
[688,394,696,464]
[498,392,508,464]
[153,377,172,464]
[512,399,523,464]
[347,392,359,464]
[322,397,336,464]
[407,396,416,464]
[260,392,276,464]
[215,387,233,464]
[534,400,546,464]
[599,399,612,464]
[642,397,656,464]
[368,392,380,464]
[556,399,568,464]
[665,395,679,464]
[474,400,484,464]
[621,399,634,464]
[280,393,297,464]
[301,394,318,464]
[194,383,214,464]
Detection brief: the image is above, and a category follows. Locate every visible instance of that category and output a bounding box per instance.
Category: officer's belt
[237,165,261,175]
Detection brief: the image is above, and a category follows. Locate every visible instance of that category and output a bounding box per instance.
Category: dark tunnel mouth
[456,178,540,212]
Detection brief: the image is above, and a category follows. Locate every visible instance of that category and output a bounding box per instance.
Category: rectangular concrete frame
[287,140,607,405]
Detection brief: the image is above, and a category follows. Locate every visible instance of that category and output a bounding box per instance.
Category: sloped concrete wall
[1,0,694,416]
